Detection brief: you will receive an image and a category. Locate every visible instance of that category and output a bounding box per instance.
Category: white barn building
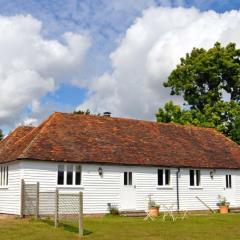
[0,112,240,215]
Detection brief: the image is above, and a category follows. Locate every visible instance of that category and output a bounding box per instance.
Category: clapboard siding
[1,160,239,215]
[179,169,222,211]
[236,171,240,205]
[82,165,120,214]
[22,162,57,191]
[21,161,121,214]
[135,167,177,211]
[0,162,21,214]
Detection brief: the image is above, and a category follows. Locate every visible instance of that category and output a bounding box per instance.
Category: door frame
[120,169,136,210]
[222,172,235,206]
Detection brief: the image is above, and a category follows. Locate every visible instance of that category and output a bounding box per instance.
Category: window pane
[196,170,201,186]
[6,166,8,186]
[158,169,163,186]
[226,175,229,188]
[165,169,170,185]
[190,170,195,186]
[3,167,5,186]
[124,172,128,185]
[57,165,64,185]
[128,172,132,185]
[67,165,73,185]
[229,175,232,188]
[75,165,81,185]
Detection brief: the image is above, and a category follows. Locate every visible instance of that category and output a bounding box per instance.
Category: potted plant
[148,195,160,217]
[217,195,230,214]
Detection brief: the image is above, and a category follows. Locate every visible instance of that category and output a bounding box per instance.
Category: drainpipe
[176,168,181,213]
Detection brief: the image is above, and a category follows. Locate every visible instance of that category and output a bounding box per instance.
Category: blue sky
[0,0,240,133]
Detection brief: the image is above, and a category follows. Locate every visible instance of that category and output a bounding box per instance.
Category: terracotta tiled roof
[0,112,240,169]
[0,126,35,156]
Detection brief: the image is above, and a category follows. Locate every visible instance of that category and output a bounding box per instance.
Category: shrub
[107,204,119,215]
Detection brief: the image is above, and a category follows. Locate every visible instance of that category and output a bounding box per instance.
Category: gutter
[176,168,180,213]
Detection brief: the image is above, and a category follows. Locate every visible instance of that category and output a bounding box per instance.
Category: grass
[0,214,240,240]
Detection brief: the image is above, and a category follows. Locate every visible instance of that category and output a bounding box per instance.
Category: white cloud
[22,117,38,126]
[0,15,90,126]
[79,7,240,120]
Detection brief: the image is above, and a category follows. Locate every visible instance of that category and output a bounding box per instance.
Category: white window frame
[0,165,8,188]
[57,164,82,187]
[189,169,202,188]
[157,168,172,189]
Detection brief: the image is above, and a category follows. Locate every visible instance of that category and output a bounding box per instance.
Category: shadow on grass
[41,218,92,236]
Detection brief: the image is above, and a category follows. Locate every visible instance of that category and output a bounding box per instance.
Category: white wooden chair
[144,209,155,221]
[161,204,176,221]
[178,209,188,220]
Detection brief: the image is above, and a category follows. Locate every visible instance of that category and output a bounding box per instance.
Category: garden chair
[179,209,188,220]
[161,204,176,221]
[144,209,154,221]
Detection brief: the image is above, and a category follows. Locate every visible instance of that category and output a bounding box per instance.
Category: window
[226,175,232,189]
[165,169,170,185]
[75,165,81,185]
[189,170,201,187]
[0,165,8,187]
[67,165,73,185]
[158,169,171,186]
[124,172,132,186]
[57,165,82,186]
[57,165,64,185]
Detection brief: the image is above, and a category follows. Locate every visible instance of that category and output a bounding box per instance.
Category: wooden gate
[20,180,39,217]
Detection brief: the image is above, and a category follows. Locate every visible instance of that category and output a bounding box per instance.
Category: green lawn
[0,214,240,240]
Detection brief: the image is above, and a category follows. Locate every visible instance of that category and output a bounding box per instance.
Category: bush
[108,204,119,215]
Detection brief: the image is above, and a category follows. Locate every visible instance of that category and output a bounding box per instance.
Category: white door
[120,171,136,210]
[223,174,235,206]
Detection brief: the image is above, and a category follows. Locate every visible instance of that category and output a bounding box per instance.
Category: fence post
[36,182,39,219]
[54,189,59,228]
[79,192,83,237]
[20,179,24,218]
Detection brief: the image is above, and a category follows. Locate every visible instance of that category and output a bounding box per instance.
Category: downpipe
[176,168,180,213]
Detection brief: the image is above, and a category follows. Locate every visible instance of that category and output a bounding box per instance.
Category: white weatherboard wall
[21,161,121,214]
[179,169,240,211]
[1,160,240,215]
[19,160,240,214]
[0,162,21,215]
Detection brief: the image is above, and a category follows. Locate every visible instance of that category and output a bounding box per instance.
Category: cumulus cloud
[78,7,240,120]
[0,15,90,126]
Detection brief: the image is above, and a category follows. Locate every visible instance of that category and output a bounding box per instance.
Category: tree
[73,109,101,116]
[157,42,240,144]
[164,42,240,111]
[0,129,4,141]
[73,109,91,115]
[157,101,240,143]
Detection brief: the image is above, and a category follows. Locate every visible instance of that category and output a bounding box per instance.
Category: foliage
[0,129,3,141]
[156,100,240,143]
[217,195,230,207]
[147,194,160,209]
[73,109,91,115]
[157,42,240,144]
[108,204,119,215]
[164,42,240,111]
[73,109,101,116]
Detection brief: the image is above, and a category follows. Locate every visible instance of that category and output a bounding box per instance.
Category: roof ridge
[59,112,218,130]
[18,113,59,159]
